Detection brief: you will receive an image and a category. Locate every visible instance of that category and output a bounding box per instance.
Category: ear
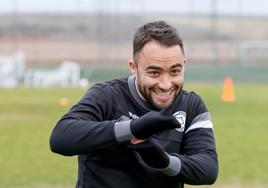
[128,59,138,75]
[182,58,187,73]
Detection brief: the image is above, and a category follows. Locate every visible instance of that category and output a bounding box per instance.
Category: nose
[158,75,172,90]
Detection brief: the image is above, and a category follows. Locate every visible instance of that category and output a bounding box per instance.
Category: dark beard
[137,81,183,109]
[138,83,157,107]
[137,82,170,109]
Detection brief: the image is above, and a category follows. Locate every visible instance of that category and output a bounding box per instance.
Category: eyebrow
[170,63,183,69]
[145,63,182,71]
[146,65,162,71]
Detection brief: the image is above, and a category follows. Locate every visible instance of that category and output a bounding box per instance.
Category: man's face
[129,41,186,109]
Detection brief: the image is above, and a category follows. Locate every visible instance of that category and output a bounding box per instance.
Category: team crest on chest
[173,111,186,132]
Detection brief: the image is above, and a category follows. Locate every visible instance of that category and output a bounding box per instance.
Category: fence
[0,0,268,84]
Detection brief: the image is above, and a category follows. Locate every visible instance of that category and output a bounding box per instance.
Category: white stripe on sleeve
[185,120,213,134]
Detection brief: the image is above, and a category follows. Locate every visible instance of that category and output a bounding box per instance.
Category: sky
[0,0,268,16]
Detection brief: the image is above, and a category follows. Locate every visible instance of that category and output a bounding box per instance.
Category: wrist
[114,120,136,142]
[161,154,181,176]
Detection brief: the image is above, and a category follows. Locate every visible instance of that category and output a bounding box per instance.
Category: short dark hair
[133,21,184,61]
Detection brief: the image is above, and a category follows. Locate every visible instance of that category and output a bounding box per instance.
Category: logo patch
[173,111,186,132]
[128,111,139,120]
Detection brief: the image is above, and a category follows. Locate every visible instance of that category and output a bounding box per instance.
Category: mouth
[148,88,177,108]
[154,90,173,96]
[152,89,175,101]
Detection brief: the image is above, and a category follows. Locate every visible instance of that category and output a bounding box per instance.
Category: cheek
[144,78,159,90]
[138,74,156,88]
[173,75,184,86]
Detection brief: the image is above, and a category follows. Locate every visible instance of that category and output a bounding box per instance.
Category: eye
[148,71,160,77]
[171,69,181,76]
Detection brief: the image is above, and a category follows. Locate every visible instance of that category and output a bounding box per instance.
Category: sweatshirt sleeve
[49,84,119,156]
[173,128,218,185]
[172,94,218,185]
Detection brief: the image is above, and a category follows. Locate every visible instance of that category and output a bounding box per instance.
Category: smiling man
[129,40,185,109]
[50,21,218,188]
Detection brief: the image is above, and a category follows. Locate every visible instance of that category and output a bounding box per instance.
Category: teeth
[156,91,170,96]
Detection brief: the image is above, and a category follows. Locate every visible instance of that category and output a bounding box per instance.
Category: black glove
[130,108,180,139]
[128,139,169,169]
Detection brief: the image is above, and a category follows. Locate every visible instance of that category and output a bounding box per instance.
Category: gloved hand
[130,108,180,139]
[114,108,180,143]
[128,139,169,168]
[128,139,182,176]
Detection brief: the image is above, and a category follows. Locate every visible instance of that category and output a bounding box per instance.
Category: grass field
[1,84,268,188]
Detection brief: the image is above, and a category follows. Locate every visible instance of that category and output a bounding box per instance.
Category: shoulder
[88,77,129,95]
[174,90,205,111]
[93,77,128,89]
[77,77,129,112]
[181,90,202,101]
[181,90,207,112]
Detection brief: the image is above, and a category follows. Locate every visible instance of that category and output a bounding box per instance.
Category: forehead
[138,41,185,67]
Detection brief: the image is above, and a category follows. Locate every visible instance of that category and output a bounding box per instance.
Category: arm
[50,85,181,156]
[174,127,218,185]
[49,85,118,156]
[129,126,218,185]
[175,94,218,185]
[129,94,218,185]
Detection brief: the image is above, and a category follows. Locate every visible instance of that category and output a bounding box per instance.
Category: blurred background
[1,0,268,86]
[0,0,268,188]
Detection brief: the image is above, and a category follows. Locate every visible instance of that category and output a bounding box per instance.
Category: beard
[136,80,182,109]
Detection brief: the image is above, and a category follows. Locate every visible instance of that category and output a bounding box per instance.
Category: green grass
[1,84,268,187]
[185,84,268,185]
[0,88,85,188]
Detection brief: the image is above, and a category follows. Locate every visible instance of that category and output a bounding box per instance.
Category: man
[50,21,218,188]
